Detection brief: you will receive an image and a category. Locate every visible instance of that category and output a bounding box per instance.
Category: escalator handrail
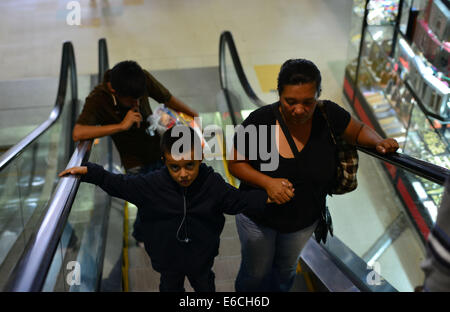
[218,31,265,108]
[0,41,78,170]
[357,146,448,185]
[4,140,92,291]
[98,38,109,83]
[98,38,114,173]
[6,39,111,291]
[98,37,113,168]
[218,30,450,185]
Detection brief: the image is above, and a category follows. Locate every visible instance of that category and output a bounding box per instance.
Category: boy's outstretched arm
[213,173,269,215]
[59,162,148,206]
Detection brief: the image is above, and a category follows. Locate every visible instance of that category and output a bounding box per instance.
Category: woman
[228,59,399,292]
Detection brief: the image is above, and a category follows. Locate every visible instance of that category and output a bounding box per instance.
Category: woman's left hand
[375,138,399,154]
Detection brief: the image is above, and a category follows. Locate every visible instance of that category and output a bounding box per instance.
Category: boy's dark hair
[110,61,146,99]
[277,59,322,97]
[160,125,202,160]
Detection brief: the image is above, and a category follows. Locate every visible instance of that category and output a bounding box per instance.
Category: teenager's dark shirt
[76,70,172,169]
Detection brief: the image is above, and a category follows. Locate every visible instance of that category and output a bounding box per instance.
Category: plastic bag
[146,104,205,148]
[146,104,180,136]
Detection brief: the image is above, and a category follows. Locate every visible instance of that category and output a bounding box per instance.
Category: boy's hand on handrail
[58,166,88,177]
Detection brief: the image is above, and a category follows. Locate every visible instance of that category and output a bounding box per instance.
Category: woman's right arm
[227,148,294,205]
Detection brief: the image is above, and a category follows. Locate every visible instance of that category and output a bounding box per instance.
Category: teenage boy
[59,126,272,292]
[72,60,198,246]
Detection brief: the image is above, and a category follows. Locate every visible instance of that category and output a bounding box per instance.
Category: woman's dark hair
[110,60,146,99]
[277,59,322,97]
[160,125,202,159]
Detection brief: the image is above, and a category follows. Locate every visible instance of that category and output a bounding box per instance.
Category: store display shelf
[359,60,408,140]
[344,63,434,241]
[394,30,450,122]
[404,78,450,123]
[405,130,450,167]
[341,0,450,242]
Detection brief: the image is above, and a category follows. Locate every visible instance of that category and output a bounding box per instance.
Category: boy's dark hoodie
[82,162,267,274]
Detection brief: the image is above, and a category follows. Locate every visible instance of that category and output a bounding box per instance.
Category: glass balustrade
[0,66,76,290]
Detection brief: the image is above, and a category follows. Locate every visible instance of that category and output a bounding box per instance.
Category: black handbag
[273,103,333,244]
[314,202,334,245]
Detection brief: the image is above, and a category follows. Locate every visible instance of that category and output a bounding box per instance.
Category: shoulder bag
[317,100,359,195]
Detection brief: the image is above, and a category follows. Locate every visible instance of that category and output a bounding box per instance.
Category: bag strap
[318,101,364,147]
[315,101,341,195]
[272,103,327,206]
[317,100,338,146]
[272,103,302,164]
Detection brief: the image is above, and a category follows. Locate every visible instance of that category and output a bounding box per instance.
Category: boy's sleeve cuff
[247,189,268,214]
[81,162,105,184]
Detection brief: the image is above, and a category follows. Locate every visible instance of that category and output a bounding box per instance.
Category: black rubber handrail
[357,146,448,185]
[0,42,78,170]
[219,31,266,107]
[98,38,109,83]
[218,30,450,185]
[98,38,113,171]
[98,38,111,154]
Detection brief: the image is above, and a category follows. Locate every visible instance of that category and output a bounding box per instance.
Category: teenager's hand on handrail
[59,166,88,177]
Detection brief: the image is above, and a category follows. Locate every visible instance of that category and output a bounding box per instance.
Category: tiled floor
[0,0,427,292]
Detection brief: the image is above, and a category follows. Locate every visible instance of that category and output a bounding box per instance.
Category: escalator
[1,32,449,292]
[0,37,236,292]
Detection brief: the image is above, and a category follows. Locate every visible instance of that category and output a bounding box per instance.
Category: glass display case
[343,0,450,240]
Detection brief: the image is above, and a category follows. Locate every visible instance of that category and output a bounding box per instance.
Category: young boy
[59,125,270,292]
